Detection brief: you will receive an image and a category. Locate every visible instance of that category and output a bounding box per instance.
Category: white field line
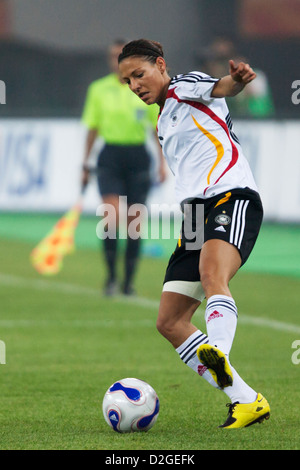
[1,273,300,334]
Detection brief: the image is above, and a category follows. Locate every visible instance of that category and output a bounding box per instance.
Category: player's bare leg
[199,238,241,300]
[157,291,200,348]
[157,291,220,389]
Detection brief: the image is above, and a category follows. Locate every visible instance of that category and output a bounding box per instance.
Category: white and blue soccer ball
[102,378,160,433]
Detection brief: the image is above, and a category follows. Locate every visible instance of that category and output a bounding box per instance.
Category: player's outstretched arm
[211,60,256,98]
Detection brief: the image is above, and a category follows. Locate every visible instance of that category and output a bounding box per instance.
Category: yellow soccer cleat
[219,393,271,429]
[197,344,233,389]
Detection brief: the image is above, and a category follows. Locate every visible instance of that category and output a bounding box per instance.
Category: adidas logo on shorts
[215,225,226,232]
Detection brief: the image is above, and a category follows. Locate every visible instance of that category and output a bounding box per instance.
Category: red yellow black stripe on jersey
[163,88,239,195]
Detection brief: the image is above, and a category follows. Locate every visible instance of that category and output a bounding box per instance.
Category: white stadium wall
[0,118,299,222]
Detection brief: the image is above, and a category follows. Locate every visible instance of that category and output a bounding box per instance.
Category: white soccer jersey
[157,71,258,204]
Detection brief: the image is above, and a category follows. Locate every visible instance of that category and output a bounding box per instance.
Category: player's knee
[200,269,216,289]
[156,315,169,337]
[156,315,175,340]
[200,269,227,296]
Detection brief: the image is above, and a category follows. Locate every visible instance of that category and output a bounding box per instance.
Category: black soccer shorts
[97,144,151,205]
[163,187,263,285]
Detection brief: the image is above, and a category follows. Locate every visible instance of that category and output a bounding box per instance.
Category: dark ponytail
[118,39,164,64]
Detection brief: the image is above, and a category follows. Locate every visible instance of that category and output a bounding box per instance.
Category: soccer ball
[102,378,160,433]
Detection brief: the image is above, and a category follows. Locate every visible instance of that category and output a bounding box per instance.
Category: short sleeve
[174,72,220,104]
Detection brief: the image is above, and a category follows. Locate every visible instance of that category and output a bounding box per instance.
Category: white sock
[223,365,257,404]
[205,294,257,404]
[205,294,238,356]
[176,330,220,390]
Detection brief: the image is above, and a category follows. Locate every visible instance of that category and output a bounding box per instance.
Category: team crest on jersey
[215,214,231,225]
[170,112,178,127]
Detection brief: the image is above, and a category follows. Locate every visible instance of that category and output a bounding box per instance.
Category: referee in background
[81,39,166,296]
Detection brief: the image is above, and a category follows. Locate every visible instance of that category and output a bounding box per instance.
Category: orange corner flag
[30,203,83,275]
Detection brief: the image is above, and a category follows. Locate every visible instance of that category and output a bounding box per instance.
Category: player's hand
[229,60,256,84]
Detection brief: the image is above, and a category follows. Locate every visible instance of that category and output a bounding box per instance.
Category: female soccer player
[118,39,270,428]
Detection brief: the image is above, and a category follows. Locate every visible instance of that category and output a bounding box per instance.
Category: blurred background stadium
[1,0,300,450]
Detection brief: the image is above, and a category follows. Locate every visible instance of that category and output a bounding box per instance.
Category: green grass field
[1,213,300,450]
